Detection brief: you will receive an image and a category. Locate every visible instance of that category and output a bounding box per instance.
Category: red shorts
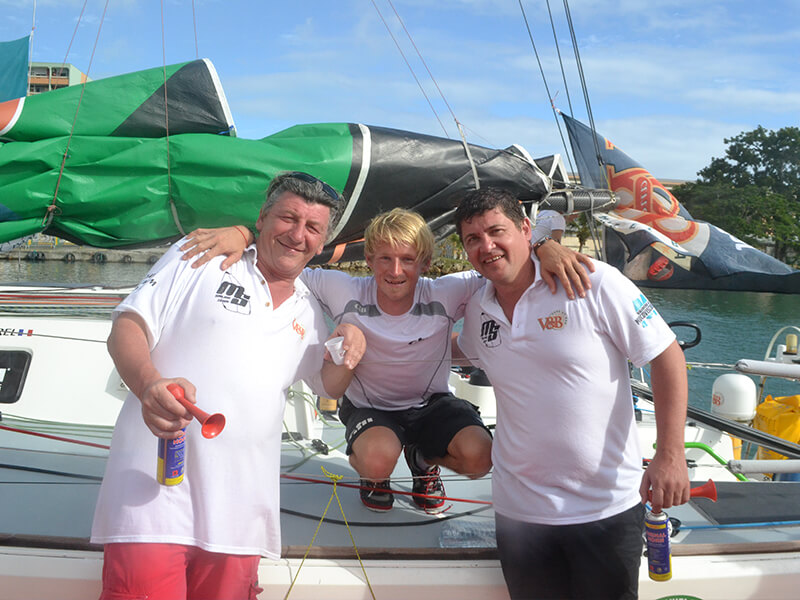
[100,543,262,600]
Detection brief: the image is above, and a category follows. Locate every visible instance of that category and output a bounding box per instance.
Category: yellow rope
[282,466,377,600]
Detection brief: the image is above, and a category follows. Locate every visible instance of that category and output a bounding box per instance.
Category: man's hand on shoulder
[534,239,594,300]
[180,226,252,270]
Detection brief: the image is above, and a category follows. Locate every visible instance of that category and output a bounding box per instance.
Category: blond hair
[364,208,434,265]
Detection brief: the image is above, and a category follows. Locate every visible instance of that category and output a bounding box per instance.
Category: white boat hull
[4,548,800,600]
[2,285,800,600]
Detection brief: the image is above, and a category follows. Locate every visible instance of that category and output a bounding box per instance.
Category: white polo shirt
[302,268,485,410]
[91,242,327,559]
[532,209,566,242]
[458,258,674,525]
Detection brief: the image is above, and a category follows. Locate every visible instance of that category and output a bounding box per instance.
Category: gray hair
[260,171,344,241]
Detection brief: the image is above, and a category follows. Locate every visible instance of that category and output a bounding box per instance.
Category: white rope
[456,121,480,190]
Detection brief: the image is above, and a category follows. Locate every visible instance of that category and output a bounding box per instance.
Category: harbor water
[1,258,796,409]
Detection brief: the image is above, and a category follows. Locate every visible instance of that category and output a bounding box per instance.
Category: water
[0,256,151,288]
[643,287,798,409]
[2,259,796,409]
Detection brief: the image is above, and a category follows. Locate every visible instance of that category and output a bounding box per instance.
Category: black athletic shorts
[338,392,489,459]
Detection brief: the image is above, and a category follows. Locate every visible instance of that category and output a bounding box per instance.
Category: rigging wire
[381,0,481,188]
[45,0,111,231]
[545,0,572,116]
[191,0,200,59]
[369,0,449,138]
[370,0,546,178]
[27,0,36,94]
[517,0,577,180]
[385,0,457,127]
[560,0,610,260]
[160,0,184,236]
[58,0,90,74]
[562,0,608,189]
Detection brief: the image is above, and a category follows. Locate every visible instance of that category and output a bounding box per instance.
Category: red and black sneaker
[360,479,394,512]
[404,445,445,511]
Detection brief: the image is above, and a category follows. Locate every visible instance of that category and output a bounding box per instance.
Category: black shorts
[339,392,489,459]
[495,503,645,600]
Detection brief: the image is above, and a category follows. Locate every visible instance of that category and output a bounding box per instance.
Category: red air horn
[167,383,226,439]
[690,479,717,502]
[648,478,717,504]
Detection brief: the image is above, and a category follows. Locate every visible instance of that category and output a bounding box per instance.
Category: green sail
[0,61,552,262]
[2,60,234,141]
[0,125,354,247]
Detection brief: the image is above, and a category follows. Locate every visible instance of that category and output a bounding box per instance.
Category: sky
[1,0,798,181]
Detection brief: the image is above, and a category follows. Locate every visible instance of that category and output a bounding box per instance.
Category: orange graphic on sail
[607,164,699,244]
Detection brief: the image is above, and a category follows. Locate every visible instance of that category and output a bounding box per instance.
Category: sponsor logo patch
[292,318,306,340]
[537,310,567,331]
[633,293,657,328]
[215,273,251,314]
[479,315,501,347]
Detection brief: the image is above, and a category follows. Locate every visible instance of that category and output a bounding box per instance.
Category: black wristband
[532,236,552,256]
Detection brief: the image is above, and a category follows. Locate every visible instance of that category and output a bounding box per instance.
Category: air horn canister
[156,383,226,486]
[646,479,717,581]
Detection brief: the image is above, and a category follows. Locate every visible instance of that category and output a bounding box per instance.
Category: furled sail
[0,59,554,263]
[562,113,800,293]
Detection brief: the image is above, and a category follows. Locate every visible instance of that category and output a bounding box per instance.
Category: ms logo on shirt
[215,273,251,315]
[633,294,657,328]
[479,315,501,348]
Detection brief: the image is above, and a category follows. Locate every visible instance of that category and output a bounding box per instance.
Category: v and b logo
[216,274,251,314]
[480,318,501,348]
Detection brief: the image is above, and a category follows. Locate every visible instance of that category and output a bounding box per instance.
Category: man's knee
[350,431,402,479]
[462,446,492,478]
[351,451,398,479]
[449,430,492,478]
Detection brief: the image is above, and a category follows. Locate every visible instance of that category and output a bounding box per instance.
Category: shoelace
[421,468,444,494]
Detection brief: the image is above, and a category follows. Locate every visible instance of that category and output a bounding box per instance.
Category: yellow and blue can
[645,509,672,581]
[157,429,186,486]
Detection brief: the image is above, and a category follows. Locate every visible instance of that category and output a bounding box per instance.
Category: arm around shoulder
[534,238,594,299]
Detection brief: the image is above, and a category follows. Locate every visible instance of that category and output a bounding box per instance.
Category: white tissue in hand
[324,336,346,365]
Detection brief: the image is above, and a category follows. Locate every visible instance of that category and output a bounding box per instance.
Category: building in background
[28,62,90,95]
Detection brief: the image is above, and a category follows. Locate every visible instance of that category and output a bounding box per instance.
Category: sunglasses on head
[286,171,341,204]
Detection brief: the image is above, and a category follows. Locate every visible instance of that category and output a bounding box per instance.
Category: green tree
[572,214,592,253]
[673,125,800,264]
[697,126,800,197]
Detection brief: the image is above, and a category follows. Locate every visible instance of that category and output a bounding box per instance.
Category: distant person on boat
[453,187,690,600]
[180,208,594,513]
[91,172,366,600]
[532,208,578,243]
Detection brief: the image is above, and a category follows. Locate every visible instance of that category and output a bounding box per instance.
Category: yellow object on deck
[754,395,800,460]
